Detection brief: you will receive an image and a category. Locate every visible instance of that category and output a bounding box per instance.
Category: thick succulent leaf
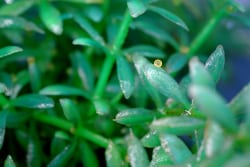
[73,38,106,52]
[0,46,22,58]
[93,99,110,115]
[116,55,135,99]
[141,131,160,148]
[205,45,225,83]
[0,16,44,33]
[79,142,99,167]
[0,0,34,16]
[50,131,69,157]
[143,59,189,107]
[39,1,63,35]
[59,98,81,124]
[166,53,188,74]
[27,57,41,92]
[189,85,238,132]
[127,0,149,18]
[151,116,205,135]
[149,6,189,31]
[11,94,54,109]
[160,134,192,164]
[39,85,90,99]
[150,146,174,167]
[127,131,150,167]
[190,57,215,88]
[53,0,102,4]
[4,155,16,167]
[124,45,165,58]
[0,110,7,150]
[105,141,124,167]
[115,108,154,126]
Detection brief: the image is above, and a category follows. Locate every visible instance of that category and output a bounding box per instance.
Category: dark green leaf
[116,55,135,99]
[50,131,68,157]
[127,131,150,167]
[115,108,154,126]
[105,141,124,167]
[151,116,205,135]
[0,46,23,58]
[6,111,31,128]
[0,0,34,16]
[189,85,238,132]
[11,70,30,98]
[39,85,90,99]
[79,142,99,167]
[166,53,188,74]
[39,1,63,35]
[127,0,149,18]
[189,57,215,88]
[124,45,165,58]
[0,16,44,33]
[150,146,174,167]
[4,155,16,167]
[27,57,41,92]
[149,6,189,31]
[141,131,160,148]
[0,110,7,150]
[59,98,81,124]
[205,45,225,83]
[160,134,192,164]
[12,94,54,109]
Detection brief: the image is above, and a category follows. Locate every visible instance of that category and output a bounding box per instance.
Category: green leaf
[115,108,154,126]
[27,57,41,92]
[105,141,124,167]
[12,94,54,109]
[160,134,192,164]
[127,131,150,167]
[0,46,23,58]
[229,0,245,12]
[116,55,135,99]
[73,38,106,52]
[59,98,81,124]
[39,85,90,99]
[224,153,250,167]
[149,6,189,31]
[166,53,188,74]
[93,99,110,115]
[0,0,34,16]
[0,110,7,150]
[39,1,63,35]
[143,58,189,107]
[150,146,174,167]
[124,45,165,58]
[189,85,238,132]
[79,142,99,167]
[0,16,44,33]
[127,0,149,18]
[189,57,215,88]
[141,131,160,148]
[4,155,16,167]
[52,0,102,4]
[50,131,68,157]
[6,111,31,128]
[205,45,225,83]
[151,116,205,135]
[11,70,30,98]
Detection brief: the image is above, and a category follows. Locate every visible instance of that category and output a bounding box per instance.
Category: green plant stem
[188,8,227,57]
[33,113,109,148]
[94,10,132,99]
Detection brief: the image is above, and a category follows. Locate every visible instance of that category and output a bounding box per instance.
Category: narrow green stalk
[33,113,109,148]
[188,7,227,56]
[94,10,132,99]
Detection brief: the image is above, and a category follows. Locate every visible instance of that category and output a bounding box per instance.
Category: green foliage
[0,0,250,166]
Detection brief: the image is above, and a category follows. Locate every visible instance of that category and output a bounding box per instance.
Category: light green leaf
[105,141,124,167]
[124,45,165,58]
[0,16,44,33]
[166,53,188,74]
[27,57,41,92]
[151,116,205,135]
[0,0,34,16]
[149,6,189,31]
[115,108,154,126]
[224,153,250,167]
[205,45,225,83]
[52,0,102,3]
[189,85,238,132]
[190,57,215,88]
[160,134,192,164]
[60,99,81,124]
[73,38,106,52]
[141,131,160,148]
[0,46,22,59]
[39,85,90,99]
[127,0,149,18]
[150,146,174,167]
[12,94,54,109]
[4,155,16,167]
[127,131,150,167]
[0,110,7,150]
[39,1,63,35]
[93,99,110,115]
[116,55,135,99]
